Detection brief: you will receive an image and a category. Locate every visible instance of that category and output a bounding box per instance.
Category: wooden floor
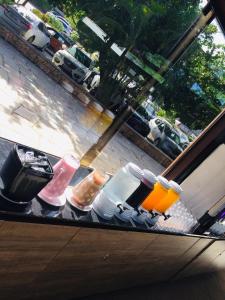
[0,221,224,300]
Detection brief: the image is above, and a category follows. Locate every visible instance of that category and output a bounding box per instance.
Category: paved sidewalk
[0,37,164,175]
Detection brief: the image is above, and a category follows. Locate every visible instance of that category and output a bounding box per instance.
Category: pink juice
[38,155,80,206]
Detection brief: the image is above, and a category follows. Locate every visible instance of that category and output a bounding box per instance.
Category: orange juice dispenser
[141,176,170,211]
[154,181,183,214]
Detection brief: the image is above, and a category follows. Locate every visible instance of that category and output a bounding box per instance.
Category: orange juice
[141,176,170,211]
[154,181,182,213]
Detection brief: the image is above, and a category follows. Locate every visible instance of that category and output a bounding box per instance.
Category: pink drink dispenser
[38,155,80,207]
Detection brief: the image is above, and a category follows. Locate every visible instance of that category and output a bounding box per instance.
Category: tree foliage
[154,24,225,129]
[48,0,224,128]
[30,0,52,12]
[0,0,13,4]
[32,8,64,32]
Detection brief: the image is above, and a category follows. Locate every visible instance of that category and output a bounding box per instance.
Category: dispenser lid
[126,163,143,180]
[157,176,170,190]
[169,180,183,194]
[142,169,157,185]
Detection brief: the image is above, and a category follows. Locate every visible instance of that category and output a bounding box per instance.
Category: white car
[52,45,94,83]
[14,5,50,50]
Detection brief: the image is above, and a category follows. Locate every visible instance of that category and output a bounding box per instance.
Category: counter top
[0,137,223,240]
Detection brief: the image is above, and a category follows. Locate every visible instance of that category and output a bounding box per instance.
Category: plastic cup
[67,171,108,211]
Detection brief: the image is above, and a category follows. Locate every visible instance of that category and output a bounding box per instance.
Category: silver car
[148,118,183,159]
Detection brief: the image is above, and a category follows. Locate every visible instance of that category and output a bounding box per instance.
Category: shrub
[32,8,43,19]
[47,15,64,32]
[32,9,64,33]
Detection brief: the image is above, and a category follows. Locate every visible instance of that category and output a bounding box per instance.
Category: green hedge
[32,8,64,32]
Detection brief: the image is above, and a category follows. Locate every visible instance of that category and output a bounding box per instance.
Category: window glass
[1,1,225,177]
[68,46,92,68]
[158,123,165,132]
[167,131,180,145]
[58,36,65,43]
[67,46,76,56]
[1,0,225,237]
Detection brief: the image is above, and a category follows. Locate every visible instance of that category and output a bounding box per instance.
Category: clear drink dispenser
[93,163,143,220]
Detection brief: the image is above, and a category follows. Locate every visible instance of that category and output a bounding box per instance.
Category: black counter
[0,137,223,240]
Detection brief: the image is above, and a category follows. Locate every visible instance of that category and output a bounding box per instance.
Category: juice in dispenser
[126,170,157,209]
[141,176,170,211]
[154,181,183,214]
[116,170,157,222]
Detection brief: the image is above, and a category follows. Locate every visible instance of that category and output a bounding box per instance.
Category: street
[0,37,164,175]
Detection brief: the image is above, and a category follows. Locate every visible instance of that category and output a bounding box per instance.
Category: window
[38,22,44,32]
[68,47,92,68]
[158,123,165,133]
[167,131,181,145]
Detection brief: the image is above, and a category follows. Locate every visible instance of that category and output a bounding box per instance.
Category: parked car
[148,118,183,159]
[0,4,32,35]
[136,105,154,121]
[15,5,50,50]
[47,27,74,53]
[178,131,190,150]
[127,111,150,137]
[110,101,151,137]
[52,45,95,83]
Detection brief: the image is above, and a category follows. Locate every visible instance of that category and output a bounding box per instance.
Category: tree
[50,1,224,130]
[153,24,225,129]
[0,0,13,4]
[29,0,52,12]
[49,0,201,106]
